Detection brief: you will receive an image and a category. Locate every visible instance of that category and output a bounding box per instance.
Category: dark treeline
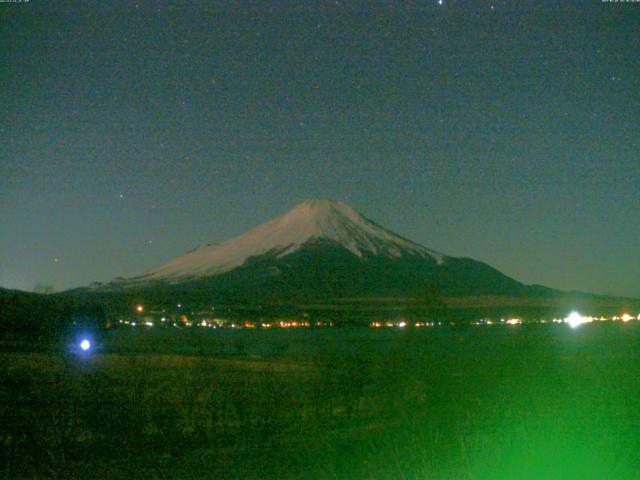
[0,288,107,348]
[1,285,637,350]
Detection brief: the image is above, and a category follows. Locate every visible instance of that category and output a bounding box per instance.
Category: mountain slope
[132,199,446,283]
[103,199,532,302]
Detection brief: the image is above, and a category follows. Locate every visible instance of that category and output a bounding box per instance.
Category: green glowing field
[2,323,640,479]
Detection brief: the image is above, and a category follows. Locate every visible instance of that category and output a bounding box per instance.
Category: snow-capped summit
[109,198,529,300]
[132,199,445,283]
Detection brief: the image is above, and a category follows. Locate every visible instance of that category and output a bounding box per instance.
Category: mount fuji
[108,199,534,302]
[134,199,446,282]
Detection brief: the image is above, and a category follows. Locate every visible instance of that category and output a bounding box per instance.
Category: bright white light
[565,311,589,329]
[80,339,91,351]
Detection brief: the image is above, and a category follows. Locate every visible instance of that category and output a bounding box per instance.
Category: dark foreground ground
[2,323,640,479]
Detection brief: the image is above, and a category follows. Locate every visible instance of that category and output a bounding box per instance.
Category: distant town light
[565,311,590,329]
[80,339,91,351]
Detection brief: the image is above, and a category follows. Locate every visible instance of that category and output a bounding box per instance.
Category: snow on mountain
[131,199,446,283]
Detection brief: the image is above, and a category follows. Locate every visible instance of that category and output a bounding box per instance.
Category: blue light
[80,339,91,351]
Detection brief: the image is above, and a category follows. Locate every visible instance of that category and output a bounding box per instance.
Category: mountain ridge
[127,199,447,285]
[19,196,638,316]
[85,199,544,304]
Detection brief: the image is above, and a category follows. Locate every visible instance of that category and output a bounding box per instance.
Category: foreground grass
[2,324,640,479]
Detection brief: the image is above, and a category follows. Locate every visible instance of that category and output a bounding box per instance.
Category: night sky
[1,1,638,297]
